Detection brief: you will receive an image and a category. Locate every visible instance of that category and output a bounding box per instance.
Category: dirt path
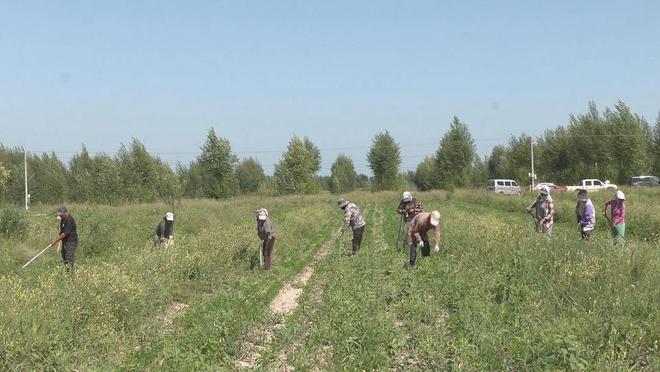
[236,229,340,369]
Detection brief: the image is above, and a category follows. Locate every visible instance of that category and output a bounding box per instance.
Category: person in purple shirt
[603,190,626,246]
[575,190,595,240]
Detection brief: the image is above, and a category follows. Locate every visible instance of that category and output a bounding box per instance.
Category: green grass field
[1,189,658,370]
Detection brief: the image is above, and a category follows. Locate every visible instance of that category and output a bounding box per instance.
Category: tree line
[1,100,659,205]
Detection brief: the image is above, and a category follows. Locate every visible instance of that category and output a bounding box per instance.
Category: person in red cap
[255,208,276,270]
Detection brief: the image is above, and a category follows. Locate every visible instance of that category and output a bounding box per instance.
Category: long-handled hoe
[22,243,55,269]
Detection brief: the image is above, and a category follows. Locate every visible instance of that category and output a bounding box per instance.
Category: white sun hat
[430,211,441,226]
[402,191,412,202]
[165,212,174,221]
[615,190,626,200]
[255,208,268,220]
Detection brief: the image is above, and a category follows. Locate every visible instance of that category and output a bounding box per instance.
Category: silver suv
[487,179,521,195]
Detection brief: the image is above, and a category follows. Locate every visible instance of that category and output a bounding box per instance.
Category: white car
[566,179,617,192]
[533,182,567,192]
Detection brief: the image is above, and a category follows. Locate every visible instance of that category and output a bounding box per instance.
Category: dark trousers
[409,234,430,266]
[352,226,365,252]
[262,238,275,270]
[61,241,77,270]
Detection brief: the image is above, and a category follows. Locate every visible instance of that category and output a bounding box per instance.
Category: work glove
[434,245,440,252]
[418,240,424,248]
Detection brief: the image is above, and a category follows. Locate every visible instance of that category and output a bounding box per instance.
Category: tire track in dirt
[273,204,381,371]
[236,229,341,369]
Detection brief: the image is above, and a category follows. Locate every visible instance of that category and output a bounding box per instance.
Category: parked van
[487,179,521,195]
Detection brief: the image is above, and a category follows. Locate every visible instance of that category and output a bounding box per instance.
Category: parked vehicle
[566,179,617,192]
[628,176,660,187]
[533,182,567,192]
[487,179,521,195]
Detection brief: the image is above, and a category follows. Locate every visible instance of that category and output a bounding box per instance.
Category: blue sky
[1,1,659,175]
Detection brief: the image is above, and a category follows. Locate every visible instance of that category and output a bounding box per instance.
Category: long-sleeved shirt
[155,220,174,238]
[257,219,276,241]
[528,195,556,229]
[342,203,366,231]
[578,199,596,229]
[603,199,626,225]
[397,198,423,222]
[407,212,441,246]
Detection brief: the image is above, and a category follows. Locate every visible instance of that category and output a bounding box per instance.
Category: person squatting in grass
[154,212,175,248]
[52,206,78,271]
[337,198,366,254]
[603,190,626,246]
[255,208,276,270]
[525,185,556,239]
[407,210,441,267]
[397,191,423,249]
[576,189,596,240]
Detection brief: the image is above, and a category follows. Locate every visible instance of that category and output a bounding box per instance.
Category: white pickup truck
[566,179,618,192]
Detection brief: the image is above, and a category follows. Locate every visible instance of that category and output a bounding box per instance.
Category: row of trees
[1,100,659,205]
[487,101,660,186]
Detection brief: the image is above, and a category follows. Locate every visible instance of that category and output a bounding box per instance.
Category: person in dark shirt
[52,206,78,271]
[154,212,174,248]
[255,208,275,270]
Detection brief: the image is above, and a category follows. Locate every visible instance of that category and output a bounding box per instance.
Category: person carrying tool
[407,210,441,267]
[255,208,276,270]
[575,190,596,240]
[51,206,78,271]
[525,185,556,239]
[397,191,423,249]
[338,198,366,254]
[155,212,175,248]
[603,190,626,246]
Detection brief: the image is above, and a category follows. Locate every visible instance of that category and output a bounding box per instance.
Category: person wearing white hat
[337,198,366,254]
[603,190,627,246]
[255,208,276,270]
[525,185,556,239]
[406,210,442,267]
[154,212,174,248]
[397,191,423,249]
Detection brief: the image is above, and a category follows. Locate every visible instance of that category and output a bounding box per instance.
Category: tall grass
[0,189,658,369]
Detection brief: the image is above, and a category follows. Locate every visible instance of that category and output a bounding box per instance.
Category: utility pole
[24,150,29,210]
[530,137,535,191]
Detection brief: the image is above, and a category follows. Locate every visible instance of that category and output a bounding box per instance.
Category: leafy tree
[236,157,266,193]
[471,156,489,187]
[274,136,322,195]
[116,139,175,202]
[177,161,204,198]
[413,156,437,191]
[502,134,532,186]
[91,154,124,204]
[29,152,69,204]
[653,112,660,175]
[606,101,652,181]
[367,131,401,191]
[198,128,239,199]
[68,146,95,202]
[356,174,370,189]
[487,145,507,179]
[329,154,357,194]
[435,116,477,188]
[0,161,9,199]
